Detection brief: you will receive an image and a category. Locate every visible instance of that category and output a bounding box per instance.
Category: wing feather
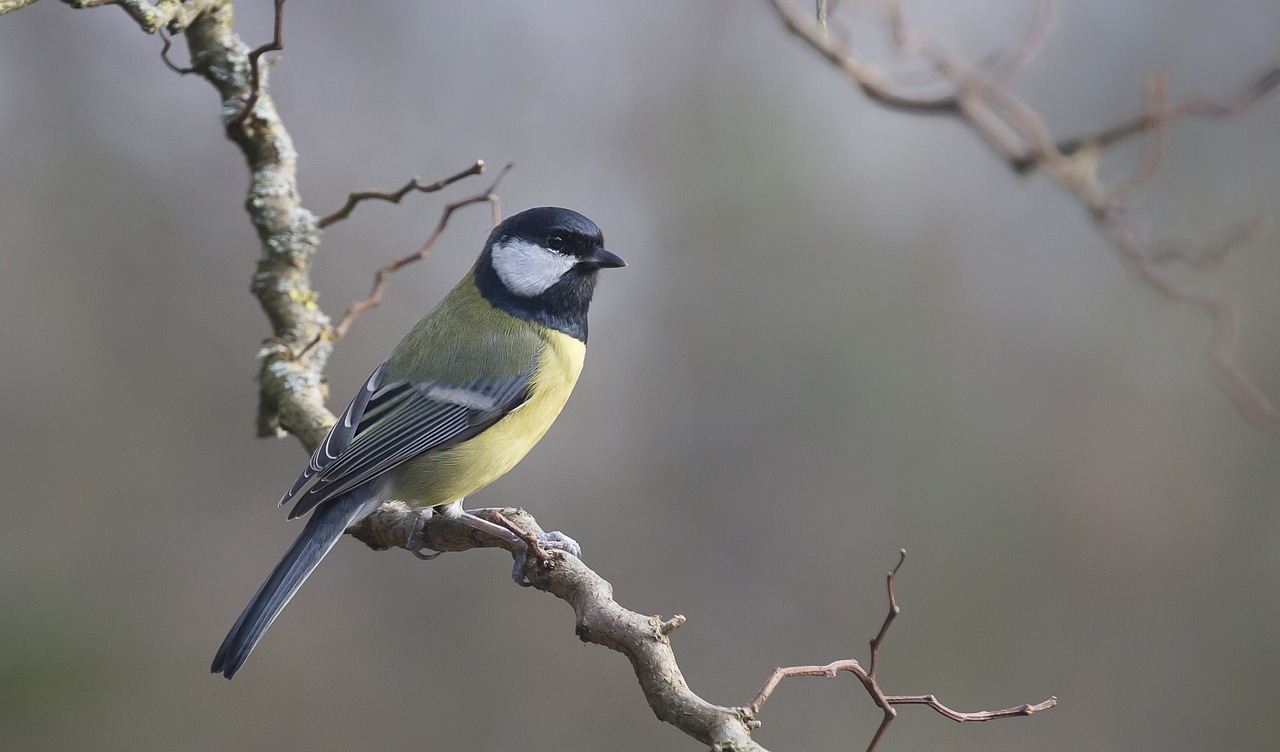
[280,365,533,521]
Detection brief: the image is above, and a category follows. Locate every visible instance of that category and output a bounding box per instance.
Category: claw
[510,530,582,586]
[406,512,443,561]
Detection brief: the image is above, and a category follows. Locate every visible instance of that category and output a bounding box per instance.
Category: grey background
[2,1,1279,750]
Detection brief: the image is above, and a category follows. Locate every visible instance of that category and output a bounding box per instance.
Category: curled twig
[327,162,514,342]
[158,27,195,75]
[318,160,486,228]
[228,0,286,130]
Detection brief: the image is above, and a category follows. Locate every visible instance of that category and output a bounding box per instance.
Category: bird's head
[475,207,625,341]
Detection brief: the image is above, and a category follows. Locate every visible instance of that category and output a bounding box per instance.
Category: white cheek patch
[491,238,577,297]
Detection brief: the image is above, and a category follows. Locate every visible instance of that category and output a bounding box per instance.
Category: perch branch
[768,0,1280,436]
[348,508,1053,752]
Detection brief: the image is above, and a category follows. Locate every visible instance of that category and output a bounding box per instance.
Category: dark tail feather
[211,492,377,679]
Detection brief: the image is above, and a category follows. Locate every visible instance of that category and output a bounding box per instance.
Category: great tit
[211,206,625,679]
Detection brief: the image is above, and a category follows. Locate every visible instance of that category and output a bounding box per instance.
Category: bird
[211,206,625,679]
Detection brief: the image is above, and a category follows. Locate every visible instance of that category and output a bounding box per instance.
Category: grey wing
[278,362,390,507]
[279,363,533,521]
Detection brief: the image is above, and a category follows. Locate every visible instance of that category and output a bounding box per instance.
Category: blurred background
[2,1,1279,750]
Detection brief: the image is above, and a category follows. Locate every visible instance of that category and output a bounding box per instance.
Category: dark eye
[546,234,566,251]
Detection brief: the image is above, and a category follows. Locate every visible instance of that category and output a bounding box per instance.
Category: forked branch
[744,551,1055,752]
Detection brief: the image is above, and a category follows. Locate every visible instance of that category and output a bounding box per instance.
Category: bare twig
[327,162,514,342]
[866,548,904,679]
[158,27,195,75]
[318,160,486,229]
[743,551,1056,752]
[228,0,286,131]
[880,693,1057,722]
[768,0,1280,437]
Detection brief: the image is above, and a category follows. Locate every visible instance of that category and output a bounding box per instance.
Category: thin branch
[768,0,1280,437]
[327,162,514,342]
[317,160,486,228]
[158,27,195,75]
[228,0,285,131]
[882,694,1057,723]
[866,548,904,679]
[742,551,1055,752]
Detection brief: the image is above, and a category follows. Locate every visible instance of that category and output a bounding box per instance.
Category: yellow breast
[390,327,586,508]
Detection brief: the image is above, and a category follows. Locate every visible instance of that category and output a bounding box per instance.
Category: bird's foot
[455,509,582,586]
[406,512,443,561]
[509,530,581,586]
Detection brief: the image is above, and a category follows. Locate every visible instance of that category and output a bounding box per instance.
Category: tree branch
[768,0,1280,437]
[350,513,1054,751]
[350,503,767,751]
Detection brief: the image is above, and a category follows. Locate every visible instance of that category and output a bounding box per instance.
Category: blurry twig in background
[745,552,1056,752]
[769,0,1280,436]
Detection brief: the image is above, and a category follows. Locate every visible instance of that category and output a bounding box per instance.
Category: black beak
[582,247,626,269]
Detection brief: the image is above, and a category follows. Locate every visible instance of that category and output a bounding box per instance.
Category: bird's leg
[448,504,581,585]
[405,511,443,561]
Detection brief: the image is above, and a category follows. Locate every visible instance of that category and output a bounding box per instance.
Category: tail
[211,490,380,679]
